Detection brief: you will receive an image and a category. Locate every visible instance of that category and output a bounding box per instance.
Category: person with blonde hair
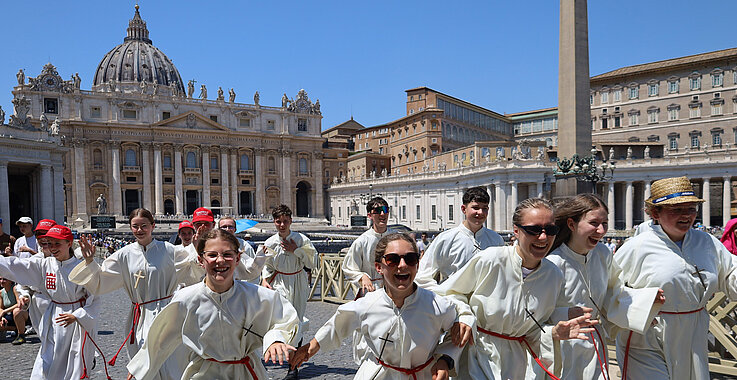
[614,176,737,379]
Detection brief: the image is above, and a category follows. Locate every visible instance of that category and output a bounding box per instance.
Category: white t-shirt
[14,235,37,258]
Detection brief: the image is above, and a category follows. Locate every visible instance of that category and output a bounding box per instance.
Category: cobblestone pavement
[0,287,357,379]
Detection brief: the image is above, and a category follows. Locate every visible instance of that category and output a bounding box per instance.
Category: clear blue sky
[1,1,736,131]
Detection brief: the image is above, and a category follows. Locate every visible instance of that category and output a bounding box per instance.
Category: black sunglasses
[381,252,420,267]
[370,206,389,214]
[515,224,560,236]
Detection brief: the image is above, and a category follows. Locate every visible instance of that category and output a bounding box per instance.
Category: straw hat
[645,176,704,207]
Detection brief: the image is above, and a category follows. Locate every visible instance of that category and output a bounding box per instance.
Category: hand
[290,339,320,370]
[280,239,298,253]
[55,312,77,327]
[552,313,599,340]
[431,359,450,380]
[261,279,273,289]
[450,322,473,347]
[568,306,593,320]
[3,246,11,256]
[79,235,96,264]
[126,373,134,380]
[194,224,209,242]
[263,342,296,365]
[654,288,666,304]
[359,274,376,293]
[18,296,29,309]
[19,246,33,253]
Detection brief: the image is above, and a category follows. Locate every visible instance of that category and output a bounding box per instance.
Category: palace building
[0,6,326,229]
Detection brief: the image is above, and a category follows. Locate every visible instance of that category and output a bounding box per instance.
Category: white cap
[16,216,33,225]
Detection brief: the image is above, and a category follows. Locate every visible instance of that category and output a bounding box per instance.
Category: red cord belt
[267,269,302,284]
[376,356,434,380]
[622,307,704,380]
[108,294,174,366]
[207,356,258,379]
[477,326,561,380]
[51,297,112,379]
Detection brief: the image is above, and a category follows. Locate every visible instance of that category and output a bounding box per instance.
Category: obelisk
[557,0,592,196]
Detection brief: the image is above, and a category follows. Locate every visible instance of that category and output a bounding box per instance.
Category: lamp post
[554,148,616,194]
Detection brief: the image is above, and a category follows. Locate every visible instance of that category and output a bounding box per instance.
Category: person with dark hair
[416,186,504,291]
[0,225,101,379]
[342,197,390,295]
[436,198,599,380]
[290,233,465,379]
[543,194,664,380]
[261,204,317,380]
[72,208,197,380]
[128,229,299,380]
[613,177,737,379]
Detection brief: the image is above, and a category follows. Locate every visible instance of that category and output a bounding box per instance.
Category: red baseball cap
[192,207,214,223]
[40,225,73,241]
[35,219,57,232]
[178,220,195,231]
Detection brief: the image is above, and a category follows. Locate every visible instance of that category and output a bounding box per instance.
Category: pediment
[153,111,230,132]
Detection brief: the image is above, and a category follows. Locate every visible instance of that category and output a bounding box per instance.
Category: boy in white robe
[613,177,737,380]
[128,228,298,380]
[415,186,504,291]
[0,225,103,380]
[292,233,465,380]
[436,198,598,380]
[261,204,317,379]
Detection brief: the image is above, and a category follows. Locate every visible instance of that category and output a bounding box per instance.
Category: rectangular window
[122,109,137,119]
[211,178,219,184]
[601,92,609,104]
[690,77,701,90]
[629,114,639,125]
[239,118,250,128]
[267,120,275,130]
[713,133,722,145]
[648,84,658,96]
[338,207,341,218]
[298,118,307,132]
[691,135,699,148]
[431,205,437,220]
[668,81,679,93]
[126,176,137,182]
[629,87,639,99]
[613,89,621,102]
[416,205,421,220]
[601,118,608,129]
[402,205,407,220]
[209,115,218,122]
[164,177,173,183]
[44,98,58,114]
[162,111,171,120]
[589,94,593,105]
[713,73,724,87]
[614,116,621,127]
[712,104,723,115]
[90,106,101,118]
[648,111,658,123]
[690,106,701,118]
[669,137,678,150]
[448,205,454,221]
[668,109,678,121]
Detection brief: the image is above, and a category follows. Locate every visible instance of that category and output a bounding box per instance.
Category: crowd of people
[0,175,736,380]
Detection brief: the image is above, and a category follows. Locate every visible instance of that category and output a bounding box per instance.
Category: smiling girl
[544,194,664,380]
[127,228,299,380]
[291,233,464,380]
[0,225,100,379]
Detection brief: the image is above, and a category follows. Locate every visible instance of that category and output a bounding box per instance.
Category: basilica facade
[3,6,325,227]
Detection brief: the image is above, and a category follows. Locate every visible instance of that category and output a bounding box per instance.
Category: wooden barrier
[309,253,360,304]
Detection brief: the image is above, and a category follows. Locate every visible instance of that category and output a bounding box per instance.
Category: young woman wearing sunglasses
[435,198,599,380]
[541,194,664,380]
[290,233,465,380]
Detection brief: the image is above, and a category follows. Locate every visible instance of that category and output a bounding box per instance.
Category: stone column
[536,181,545,198]
[52,164,64,223]
[73,141,88,219]
[625,181,633,230]
[39,165,53,218]
[0,161,9,234]
[230,148,238,215]
[220,148,230,211]
[174,144,184,215]
[494,182,503,230]
[702,178,711,226]
[141,143,152,211]
[509,182,518,229]
[281,150,292,208]
[607,181,615,228]
[724,177,733,227]
[153,144,164,215]
[201,146,211,208]
[111,142,122,216]
[643,180,652,221]
[255,149,265,215]
[487,184,494,229]
[314,153,324,218]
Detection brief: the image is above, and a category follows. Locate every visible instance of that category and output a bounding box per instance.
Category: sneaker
[11,335,25,345]
[24,326,35,335]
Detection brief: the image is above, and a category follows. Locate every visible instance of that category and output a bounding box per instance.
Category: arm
[415,236,446,291]
[602,255,662,335]
[341,239,368,285]
[234,245,266,282]
[432,254,481,334]
[292,236,317,270]
[173,244,205,286]
[0,256,44,289]
[262,289,300,356]
[127,301,185,380]
[69,245,126,295]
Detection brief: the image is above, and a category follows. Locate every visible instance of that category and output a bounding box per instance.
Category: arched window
[186,152,196,168]
[93,149,103,166]
[299,158,308,174]
[125,149,137,166]
[240,154,250,170]
[268,157,276,173]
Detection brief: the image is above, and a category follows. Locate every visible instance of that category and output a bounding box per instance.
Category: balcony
[239,169,254,176]
[184,167,201,174]
[122,166,141,172]
[296,171,312,178]
[92,164,104,171]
